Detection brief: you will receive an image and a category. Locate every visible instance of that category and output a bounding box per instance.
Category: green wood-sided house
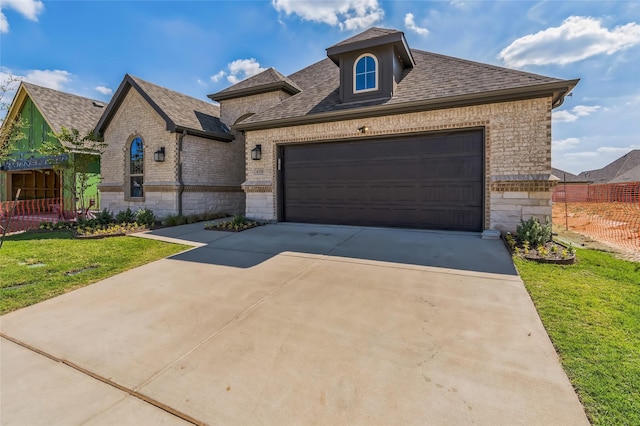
[0,82,106,209]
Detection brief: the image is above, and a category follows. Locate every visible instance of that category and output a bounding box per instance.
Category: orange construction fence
[553,182,640,254]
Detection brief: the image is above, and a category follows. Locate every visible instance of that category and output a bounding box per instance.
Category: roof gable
[326,27,414,68]
[96,74,232,141]
[3,82,107,137]
[209,68,302,102]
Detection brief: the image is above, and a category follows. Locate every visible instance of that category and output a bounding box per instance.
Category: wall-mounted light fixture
[358,126,369,134]
[251,144,262,161]
[154,147,165,162]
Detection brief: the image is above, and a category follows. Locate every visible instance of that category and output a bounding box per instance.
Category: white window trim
[353,53,379,94]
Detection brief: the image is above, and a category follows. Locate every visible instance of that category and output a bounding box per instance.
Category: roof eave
[326,32,414,67]
[235,81,578,132]
[0,83,30,142]
[551,78,580,109]
[208,81,301,102]
[174,126,235,142]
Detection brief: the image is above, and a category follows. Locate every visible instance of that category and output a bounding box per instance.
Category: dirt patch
[553,202,639,262]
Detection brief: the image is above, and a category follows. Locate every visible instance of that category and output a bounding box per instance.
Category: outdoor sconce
[154,147,165,162]
[358,126,369,134]
[251,144,262,161]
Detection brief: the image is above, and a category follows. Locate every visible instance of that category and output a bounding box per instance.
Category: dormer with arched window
[326,28,415,104]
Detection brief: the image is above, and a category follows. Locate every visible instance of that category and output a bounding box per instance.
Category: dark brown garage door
[280,130,484,231]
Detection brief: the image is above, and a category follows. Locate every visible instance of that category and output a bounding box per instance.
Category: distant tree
[0,75,27,162]
[40,127,106,219]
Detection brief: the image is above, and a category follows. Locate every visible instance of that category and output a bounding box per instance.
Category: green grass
[0,231,190,315]
[514,248,640,425]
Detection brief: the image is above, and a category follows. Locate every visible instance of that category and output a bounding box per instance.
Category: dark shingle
[129,75,228,135]
[551,168,591,183]
[328,27,402,48]
[96,75,231,140]
[209,68,301,101]
[22,82,106,135]
[579,150,640,184]
[238,49,573,127]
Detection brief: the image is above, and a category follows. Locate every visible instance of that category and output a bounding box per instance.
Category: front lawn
[514,249,640,425]
[0,231,190,315]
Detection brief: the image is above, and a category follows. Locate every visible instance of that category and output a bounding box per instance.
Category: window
[354,54,378,93]
[129,136,144,198]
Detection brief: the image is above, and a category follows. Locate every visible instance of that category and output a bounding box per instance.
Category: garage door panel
[282,131,483,231]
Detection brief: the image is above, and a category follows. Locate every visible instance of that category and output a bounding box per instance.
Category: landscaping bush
[96,208,114,225]
[135,208,156,227]
[115,208,136,224]
[516,216,552,247]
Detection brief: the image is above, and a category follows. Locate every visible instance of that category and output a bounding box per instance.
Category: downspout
[177,130,186,216]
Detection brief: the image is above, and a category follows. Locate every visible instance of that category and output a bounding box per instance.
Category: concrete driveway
[1,223,588,425]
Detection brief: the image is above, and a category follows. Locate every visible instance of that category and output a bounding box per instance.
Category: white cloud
[572,105,601,116]
[0,0,44,33]
[211,59,266,85]
[272,0,384,30]
[565,145,640,161]
[552,105,601,123]
[23,69,72,90]
[0,11,8,33]
[227,58,266,84]
[499,16,640,67]
[210,70,225,83]
[596,145,639,154]
[553,137,580,151]
[552,110,578,123]
[94,86,112,96]
[404,13,429,36]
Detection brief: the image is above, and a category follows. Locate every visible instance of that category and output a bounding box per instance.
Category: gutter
[235,79,580,132]
[177,130,186,216]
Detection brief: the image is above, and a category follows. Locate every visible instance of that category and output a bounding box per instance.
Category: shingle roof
[22,82,106,135]
[551,167,591,183]
[328,27,402,48]
[209,68,301,101]
[579,150,640,184]
[97,74,231,141]
[237,49,576,129]
[610,164,640,183]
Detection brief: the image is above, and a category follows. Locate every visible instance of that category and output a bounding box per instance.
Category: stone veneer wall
[99,88,245,218]
[241,97,556,232]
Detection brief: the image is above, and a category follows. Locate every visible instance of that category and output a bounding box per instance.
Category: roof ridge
[22,81,105,104]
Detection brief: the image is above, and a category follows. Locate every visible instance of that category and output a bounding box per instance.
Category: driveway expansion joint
[0,334,205,426]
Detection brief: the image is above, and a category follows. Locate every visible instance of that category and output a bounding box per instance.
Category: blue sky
[1,0,638,174]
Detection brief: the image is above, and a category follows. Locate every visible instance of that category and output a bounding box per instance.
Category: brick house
[551,168,592,202]
[209,28,578,233]
[95,74,245,218]
[1,82,104,206]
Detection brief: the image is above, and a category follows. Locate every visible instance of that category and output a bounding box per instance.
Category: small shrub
[516,217,551,247]
[96,208,114,225]
[115,208,136,224]
[136,208,156,227]
[230,215,248,226]
[537,245,549,257]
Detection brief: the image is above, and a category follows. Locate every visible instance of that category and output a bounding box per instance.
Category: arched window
[129,136,144,198]
[354,54,378,93]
